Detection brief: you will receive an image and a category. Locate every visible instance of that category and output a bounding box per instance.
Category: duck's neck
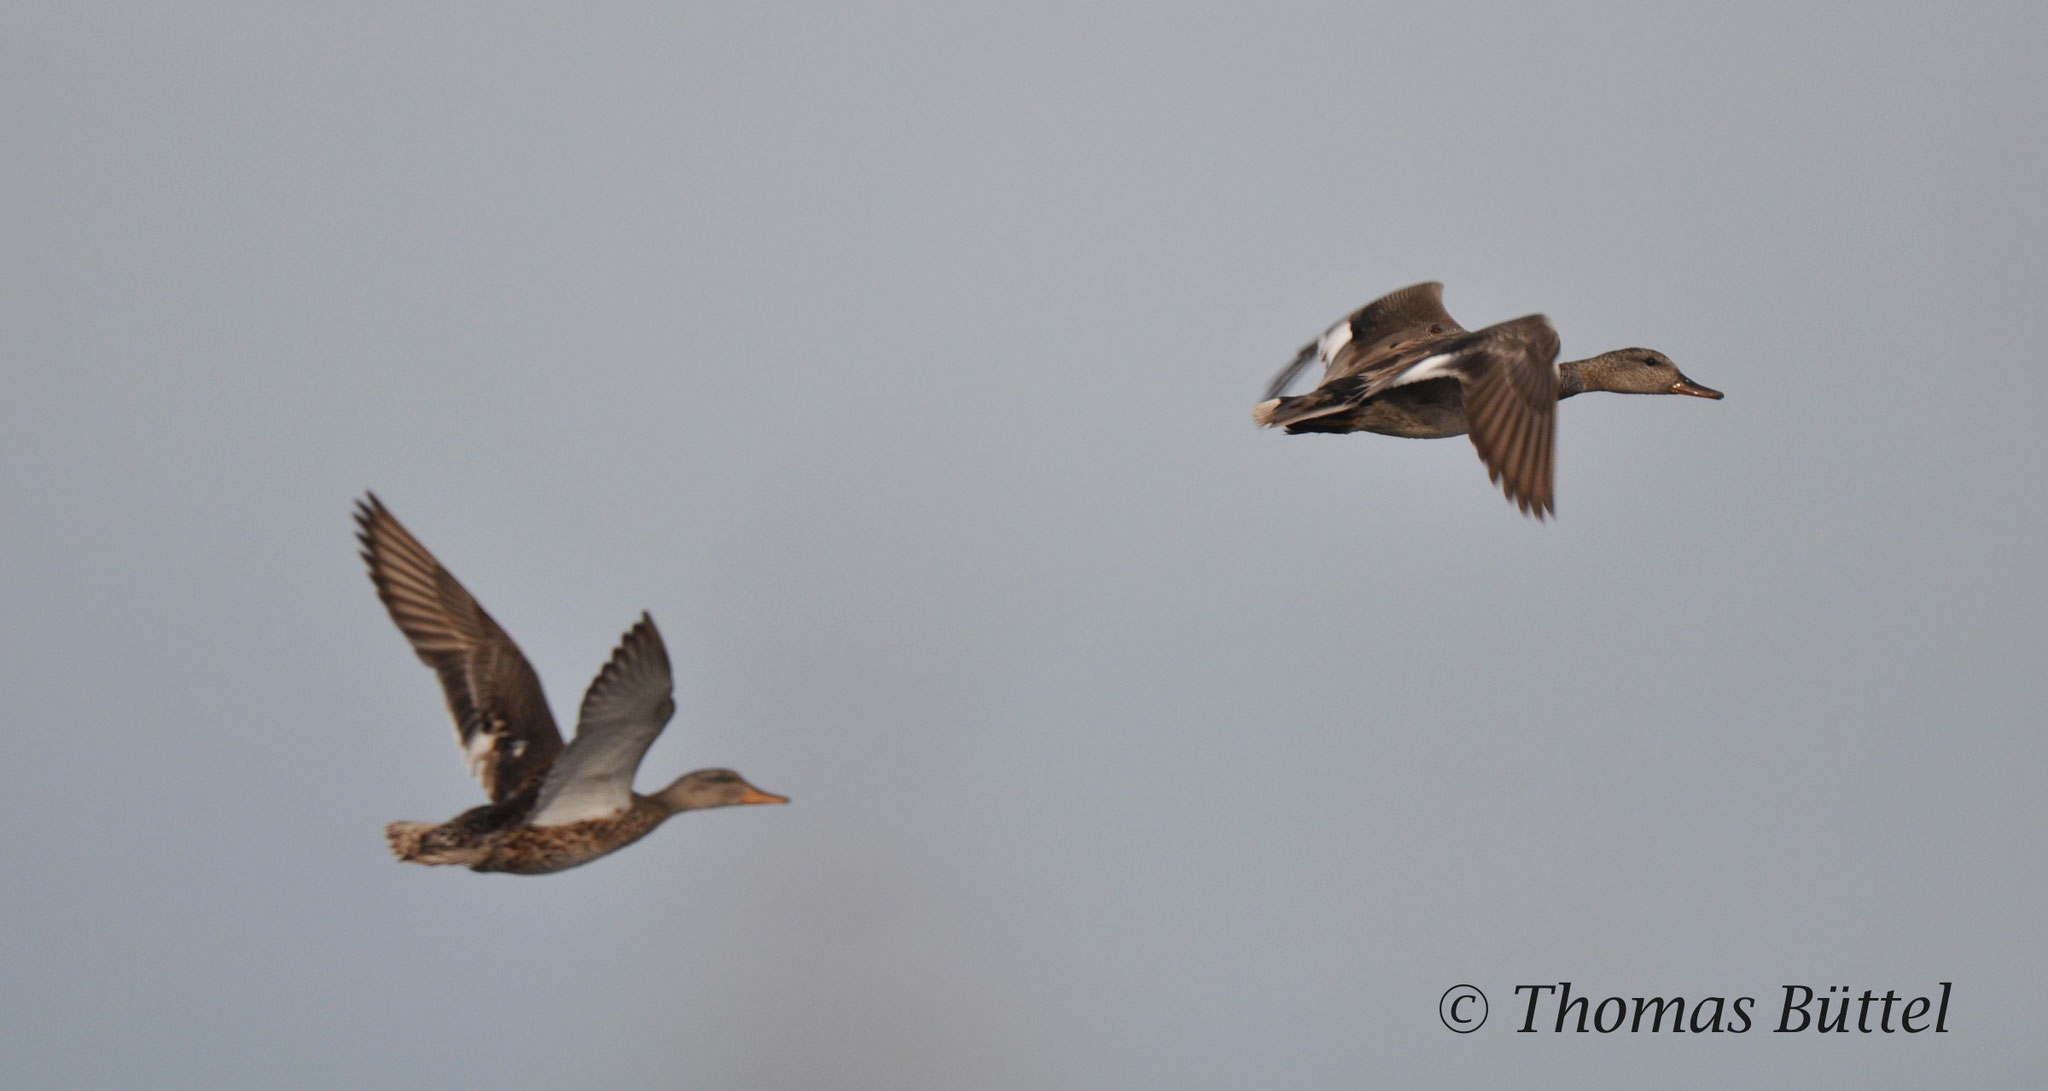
[1556,360,1589,399]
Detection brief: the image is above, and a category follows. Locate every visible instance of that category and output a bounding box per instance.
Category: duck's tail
[1254,385,1360,432]
[385,821,489,868]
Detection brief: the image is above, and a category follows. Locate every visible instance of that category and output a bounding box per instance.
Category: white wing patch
[1388,351,1461,389]
[462,729,497,777]
[1317,319,1353,363]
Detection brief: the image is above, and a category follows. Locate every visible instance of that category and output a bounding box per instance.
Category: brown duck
[1254,282,1722,517]
[357,494,786,875]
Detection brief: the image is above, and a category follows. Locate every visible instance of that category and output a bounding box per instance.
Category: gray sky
[4,3,2043,1087]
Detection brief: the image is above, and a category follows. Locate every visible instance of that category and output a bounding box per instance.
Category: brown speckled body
[473,797,671,874]
[387,795,671,875]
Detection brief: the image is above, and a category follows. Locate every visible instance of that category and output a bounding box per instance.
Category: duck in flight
[1253,282,1722,517]
[356,494,786,874]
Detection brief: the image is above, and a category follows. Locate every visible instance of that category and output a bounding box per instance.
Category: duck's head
[1569,348,1723,399]
[655,768,790,813]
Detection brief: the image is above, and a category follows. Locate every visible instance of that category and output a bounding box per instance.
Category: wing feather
[527,613,677,827]
[1449,316,1560,516]
[1262,282,1466,400]
[355,494,564,801]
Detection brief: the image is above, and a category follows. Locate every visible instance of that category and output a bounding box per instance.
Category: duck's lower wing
[1437,316,1561,517]
[1263,338,1323,404]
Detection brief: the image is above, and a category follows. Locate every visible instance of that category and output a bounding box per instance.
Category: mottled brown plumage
[358,494,786,875]
[384,771,782,875]
[1254,282,1723,518]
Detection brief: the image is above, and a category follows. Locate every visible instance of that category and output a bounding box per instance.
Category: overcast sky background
[5,4,2044,1087]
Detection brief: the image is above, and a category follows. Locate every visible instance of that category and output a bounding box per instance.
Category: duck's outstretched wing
[1262,281,1465,401]
[1412,315,1561,518]
[356,494,564,801]
[527,613,676,827]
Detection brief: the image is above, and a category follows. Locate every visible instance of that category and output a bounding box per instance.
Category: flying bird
[1254,282,1722,517]
[357,493,786,874]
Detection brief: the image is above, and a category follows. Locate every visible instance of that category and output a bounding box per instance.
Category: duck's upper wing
[527,613,676,827]
[356,494,564,801]
[1263,281,1465,400]
[1377,315,1561,517]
